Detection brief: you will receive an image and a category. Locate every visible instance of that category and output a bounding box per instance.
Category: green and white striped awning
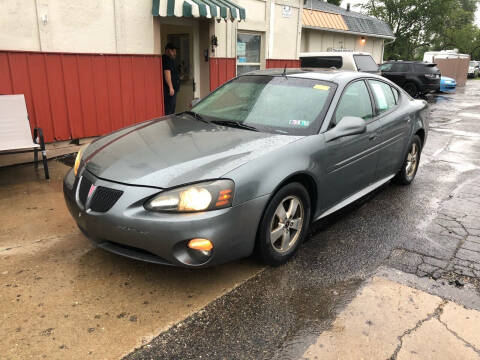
[152,0,246,21]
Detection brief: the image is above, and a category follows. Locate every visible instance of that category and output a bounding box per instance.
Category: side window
[368,80,397,113]
[333,81,373,126]
[391,63,410,72]
[380,63,393,71]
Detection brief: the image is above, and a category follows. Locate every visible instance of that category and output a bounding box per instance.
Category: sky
[340,0,480,26]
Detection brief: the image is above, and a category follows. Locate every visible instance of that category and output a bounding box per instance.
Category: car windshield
[192,75,336,135]
[470,61,476,66]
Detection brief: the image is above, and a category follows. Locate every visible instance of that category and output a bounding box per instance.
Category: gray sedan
[63,69,428,267]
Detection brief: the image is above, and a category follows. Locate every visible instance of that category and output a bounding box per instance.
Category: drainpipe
[382,37,396,61]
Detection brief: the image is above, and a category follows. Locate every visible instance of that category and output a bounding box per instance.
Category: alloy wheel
[270,196,304,253]
[405,142,419,179]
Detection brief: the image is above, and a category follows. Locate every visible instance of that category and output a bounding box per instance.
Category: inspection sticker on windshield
[289,120,310,127]
[313,84,330,91]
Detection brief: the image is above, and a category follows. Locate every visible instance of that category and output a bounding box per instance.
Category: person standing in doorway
[162,43,180,115]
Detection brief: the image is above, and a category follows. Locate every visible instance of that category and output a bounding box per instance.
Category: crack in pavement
[437,318,480,356]
[388,174,480,285]
[388,300,448,360]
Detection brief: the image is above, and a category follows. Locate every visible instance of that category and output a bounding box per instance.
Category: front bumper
[440,83,456,92]
[63,168,269,267]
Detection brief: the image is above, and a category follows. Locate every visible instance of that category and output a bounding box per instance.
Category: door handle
[369,133,378,141]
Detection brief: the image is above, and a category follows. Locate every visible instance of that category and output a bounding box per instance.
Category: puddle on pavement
[125,257,364,360]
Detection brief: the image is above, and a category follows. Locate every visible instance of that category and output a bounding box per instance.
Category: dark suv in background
[379,61,441,97]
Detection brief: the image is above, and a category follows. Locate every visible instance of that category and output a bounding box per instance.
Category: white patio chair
[0,94,49,179]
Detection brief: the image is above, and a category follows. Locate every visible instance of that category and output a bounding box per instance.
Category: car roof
[242,68,383,83]
[383,60,436,65]
[299,51,372,57]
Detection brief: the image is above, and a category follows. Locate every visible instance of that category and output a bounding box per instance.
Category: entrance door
[167,33,194,112]
[161,22,199,113]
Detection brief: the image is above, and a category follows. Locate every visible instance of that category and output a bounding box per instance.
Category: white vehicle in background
[468,61,479,78]
[423,49,470,63]
[300,51,379,74]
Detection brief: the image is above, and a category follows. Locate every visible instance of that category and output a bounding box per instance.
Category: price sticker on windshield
[289,120,310,127]
[313,84,330,91]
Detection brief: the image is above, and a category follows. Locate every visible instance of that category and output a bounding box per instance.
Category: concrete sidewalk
[0,160,263,359]
[302,275,480,360]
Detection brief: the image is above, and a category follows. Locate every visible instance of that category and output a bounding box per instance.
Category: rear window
[300,56,343,69]
[353,55,378,72]
[414,63,440,73]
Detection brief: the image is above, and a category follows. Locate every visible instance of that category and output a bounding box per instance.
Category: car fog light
[188,238,213,252]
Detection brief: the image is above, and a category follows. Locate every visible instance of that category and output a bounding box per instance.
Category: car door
[367,79,411,179]
[318,80,383,212]
[383,63,410,87]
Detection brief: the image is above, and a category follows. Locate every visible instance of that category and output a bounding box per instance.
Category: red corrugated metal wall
[0,51,164,143]
[209,58,236,91]
[266,59,301,68]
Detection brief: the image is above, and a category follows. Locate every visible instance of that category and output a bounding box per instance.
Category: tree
[361,0,480,60]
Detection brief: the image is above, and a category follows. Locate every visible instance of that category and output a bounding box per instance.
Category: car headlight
[145,179,234,212]
[74,145,88,176]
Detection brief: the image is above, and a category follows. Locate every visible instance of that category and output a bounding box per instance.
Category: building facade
[300,1,395,63]
[0,0,392,142]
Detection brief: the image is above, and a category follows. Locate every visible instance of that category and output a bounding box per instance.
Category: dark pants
[164,92,177,115]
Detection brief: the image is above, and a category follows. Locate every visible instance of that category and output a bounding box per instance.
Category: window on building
[237,33,261,75]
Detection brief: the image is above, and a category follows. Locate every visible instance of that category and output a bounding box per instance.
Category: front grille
[78,177,92,206]
[89,186,123,212]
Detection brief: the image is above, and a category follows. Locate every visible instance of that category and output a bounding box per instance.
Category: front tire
[257,182,311,266]
[394,135,422,185]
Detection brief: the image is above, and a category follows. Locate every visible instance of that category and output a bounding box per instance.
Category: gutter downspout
[382,37,395,62]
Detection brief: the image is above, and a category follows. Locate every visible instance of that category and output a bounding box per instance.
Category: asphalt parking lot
[1,80,479,359]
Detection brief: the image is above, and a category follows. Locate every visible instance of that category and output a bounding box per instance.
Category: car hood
[84,115,302,188]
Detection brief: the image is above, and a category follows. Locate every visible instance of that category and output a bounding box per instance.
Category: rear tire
[256,182,311,266]
[394,135,422,185]
[403,82,419,98]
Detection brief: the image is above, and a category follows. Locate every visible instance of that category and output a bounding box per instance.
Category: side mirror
[325,116,367,142]
[191,98,201,108]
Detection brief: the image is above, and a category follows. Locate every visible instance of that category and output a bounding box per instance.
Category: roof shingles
[303,0,394,38]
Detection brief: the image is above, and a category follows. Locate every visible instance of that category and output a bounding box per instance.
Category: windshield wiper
[211,120,259,132]
[180,111,209,123]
